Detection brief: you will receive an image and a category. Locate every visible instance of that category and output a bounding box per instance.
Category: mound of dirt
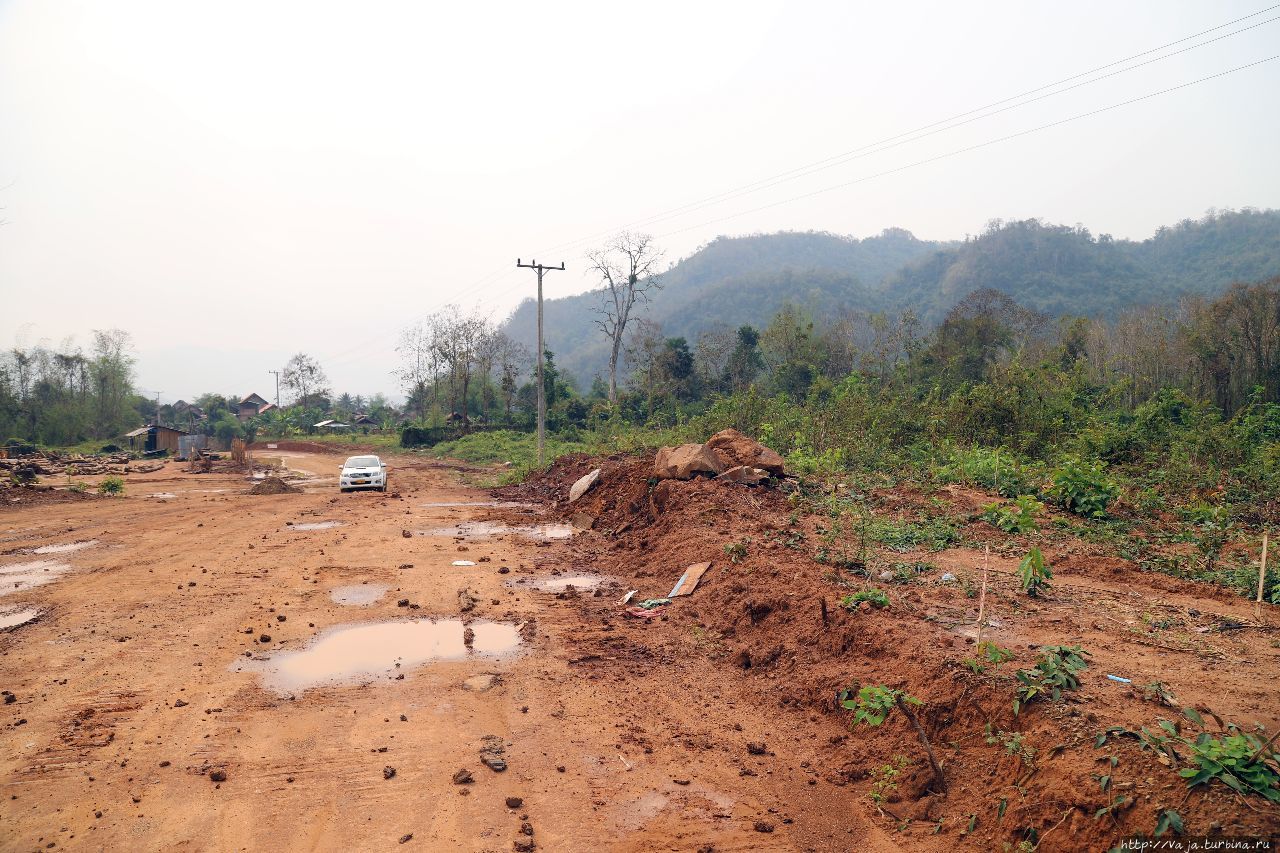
[247,477,301,495]
[496,448,1280,849]
[0,485,103,511]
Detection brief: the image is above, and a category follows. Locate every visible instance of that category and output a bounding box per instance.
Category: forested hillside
[505,209,1280,386]
[504,228,947,385]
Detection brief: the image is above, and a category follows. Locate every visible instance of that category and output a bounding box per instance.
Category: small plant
[1013,645,1089,714]
[723,538,750,564]
[868,755,911,806]
[1183,502,1232,571]
[841,684,946,792]
[1048,458,1118,518]
[68,481,89,494]
[840,588,889,610]
[1016,547,1052,597]
[1154,808,1184,837]
[97,476,125,496]
[980,495,1043,534]
[985,726,1037,767]
[963,640,1015,673]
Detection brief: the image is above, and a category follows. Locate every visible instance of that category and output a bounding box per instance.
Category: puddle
[147,493,178,499]
[330,584,389,606]
[0,606,40,629]
[27,540,98,555]
[420,501,535,509]
[0,560,75,596]
[417,521,573,541]
[513,573,605,593]
[235,618,521,694]
[289,521,343,531]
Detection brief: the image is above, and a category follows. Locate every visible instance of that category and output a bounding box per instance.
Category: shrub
[980,495,1043,533]
[1047,458,1118,518]
[98,476,125,495]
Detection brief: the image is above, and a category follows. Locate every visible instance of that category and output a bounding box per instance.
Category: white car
[339,455,388,493]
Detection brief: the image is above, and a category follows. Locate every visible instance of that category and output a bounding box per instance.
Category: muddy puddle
[330,584,389,606]
[416,521,573,541]
[147,493,178,499]
[236,618,521,693]
[0,560,75,595]
[0,606,40,629]
[510,573,605,593]
[288,521,343,531]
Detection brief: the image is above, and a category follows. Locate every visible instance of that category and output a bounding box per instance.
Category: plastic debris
[1106,674,1132,683]
[618,590,638,606]
[940,572,957,582]
[637,598,670,609]
[452,560,476,566]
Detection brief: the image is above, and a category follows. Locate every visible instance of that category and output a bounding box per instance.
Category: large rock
[568,468,600,503]
[716,465,770,485]
[654,444,725,480]
[706,429,785,475]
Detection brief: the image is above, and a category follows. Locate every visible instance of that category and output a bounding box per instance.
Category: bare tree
[427,305,488,431]
[282,352,329,411]
[587,232,664,404]
[395,322,442,421]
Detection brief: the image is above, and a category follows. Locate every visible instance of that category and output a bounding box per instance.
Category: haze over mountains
[503,209,1280,387]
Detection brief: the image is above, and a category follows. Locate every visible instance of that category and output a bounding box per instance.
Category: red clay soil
[0,485,103,511]
[495,453,1280,851]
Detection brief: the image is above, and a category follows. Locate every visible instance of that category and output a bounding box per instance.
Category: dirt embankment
[497,451,1280,851]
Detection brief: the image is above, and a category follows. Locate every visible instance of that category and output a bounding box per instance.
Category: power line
[320,6,1280,370]
[533,4,1280,253]
[654,54,1280,239]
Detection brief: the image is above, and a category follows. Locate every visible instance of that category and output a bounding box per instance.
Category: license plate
[353,480,369,485]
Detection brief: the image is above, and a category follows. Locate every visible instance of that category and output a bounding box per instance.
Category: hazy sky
[2,0,1278,402]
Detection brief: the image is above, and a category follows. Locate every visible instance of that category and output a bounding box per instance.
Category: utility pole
[516,259,565,466]
[153,391,162,427]
[268,370,281,408]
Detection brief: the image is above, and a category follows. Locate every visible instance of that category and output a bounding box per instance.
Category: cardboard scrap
[669,562,712,597]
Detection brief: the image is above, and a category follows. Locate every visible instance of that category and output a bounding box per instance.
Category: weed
[1183,502,1232,571]
[867,517,959,552]
[67,481,89,493]
[1154,808,1184,837]
[841,684,947,792]
[1142,682,1178,707]
[1016,547,1053,597]
[985,726,1037,766]
[840,588,889,610]
[1128,715,1280,803]
[964,640,1016,673]
[1013,645,1089,714]
[980,495,1043,534]
[97,476,125,496]
[724,538,750,564]
[868,755,911,806]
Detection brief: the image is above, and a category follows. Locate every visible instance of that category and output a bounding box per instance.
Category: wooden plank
[669,562,712,597]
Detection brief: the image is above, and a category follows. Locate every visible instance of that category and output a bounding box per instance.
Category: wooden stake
[1258,532,1269,604]
[975,546,991,648]
[1257,531,1269,621]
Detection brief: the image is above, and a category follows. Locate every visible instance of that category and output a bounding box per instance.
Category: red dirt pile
[247,476,301,495]
[495,434,1280,851]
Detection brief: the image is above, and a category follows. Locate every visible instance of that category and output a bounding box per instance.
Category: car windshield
[345,456,380,468]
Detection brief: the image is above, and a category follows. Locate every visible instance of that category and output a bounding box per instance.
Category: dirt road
[0,452,892,852]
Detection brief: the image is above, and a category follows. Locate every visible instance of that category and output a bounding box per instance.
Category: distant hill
[503,210,1280,387]
[503,228,948,385]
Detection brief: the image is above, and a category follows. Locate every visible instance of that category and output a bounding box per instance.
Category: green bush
[981,495,1043,533]
[1047,458,1118,518]
[840,588,890,610]
[98,476,125,495]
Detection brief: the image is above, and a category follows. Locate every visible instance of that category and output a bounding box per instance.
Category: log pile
[0,450,161,478]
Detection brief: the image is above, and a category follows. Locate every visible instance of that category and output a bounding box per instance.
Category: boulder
[654,444,725,480]
[716,465,770,486]
[568,468,600,503]
[705,428,785,474]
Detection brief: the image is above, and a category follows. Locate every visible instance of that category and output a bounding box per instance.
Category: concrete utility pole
[268,370,281,408]
[516,259,565,466]
[153,392,162,426]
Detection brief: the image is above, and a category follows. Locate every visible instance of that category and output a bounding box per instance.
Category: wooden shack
[123,424,188,455]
